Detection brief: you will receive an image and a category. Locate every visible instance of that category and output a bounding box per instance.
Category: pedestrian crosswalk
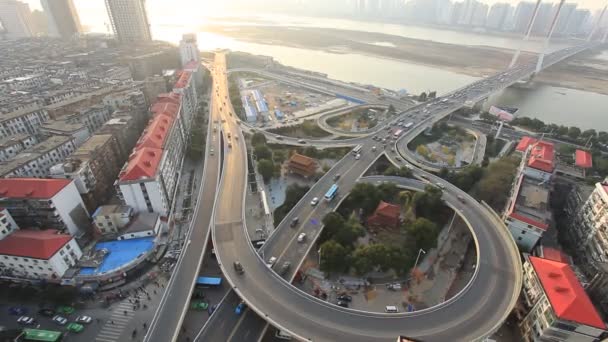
[95,301,136,342]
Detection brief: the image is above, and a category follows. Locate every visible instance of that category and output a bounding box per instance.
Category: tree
[273,184,310,224]
[413,185,443,219]
[273,150,287,164]
[557,125,569,137]
[384,165,412,178]
[321,212,347,242]
[254,145,272,160]
[418,92,427,102]
[251,132,267,146]
[352,247,374,275]
[257,159,274,183]
[406,218,439,251]
[319,240,350,273]
[471,156,520,211]
[567,126,581,140]
[428,91,437,99]
[582,129,597,138]
[332,218,365,247]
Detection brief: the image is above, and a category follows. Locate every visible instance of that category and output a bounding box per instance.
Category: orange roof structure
[119,148,163,182]
[516,136,538,152]
[0,178,71,199]
[528,141,555,173]
[0,230,71,259]
[529,256,605,329]
[135,114,174,150]
[575,150,592,169]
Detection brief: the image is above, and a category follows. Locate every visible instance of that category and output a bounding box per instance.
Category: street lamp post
[413,248,426,271]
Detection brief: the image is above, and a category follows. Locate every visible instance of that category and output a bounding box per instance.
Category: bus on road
[23,329,62,342]
[196,276,222,287]
[393,129,403,138]
[352,144,363,155]
[404,122,414,129]
[324,184,339,202]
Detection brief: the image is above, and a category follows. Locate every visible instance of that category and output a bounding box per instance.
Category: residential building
[117,212,160,240]
[536,246,572,264]
[117,105,184,216]
[568,180,608,312]
[531,3,555,35]
[504,173,551,251]
[179,33,200,67]
[0,135,76,178]
[40,120,90,147]
[93,205,133,235]
[566,9,591,35]
[555,3,578,35]
[0,134,37,162]
[287,153,318,177]
[0,229,82,281]
[62,105,113,136]
[98,111,147,162]
[519,255,606,342]
[367,201,400,229]
[0,178,90,236]
[0,208,18,240]
[50,134,122,211]
[0,0,34,39]
[513,1,537,33]
[523,141,555,183]
[172,71,197,133]
[41,0,82,38]
[184,60,205,95]
[487,3,513,30]
[0,108,50,140]
[104,0,152,43]
[102,89,146,112]
[143,75,169,105]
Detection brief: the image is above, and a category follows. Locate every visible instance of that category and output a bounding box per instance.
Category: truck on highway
[404,122,414,129]
[352,144,363,155]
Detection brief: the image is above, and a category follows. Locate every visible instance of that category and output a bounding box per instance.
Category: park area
[409,123,476,167]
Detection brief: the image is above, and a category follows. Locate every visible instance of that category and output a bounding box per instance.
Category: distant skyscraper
[179,33,200,67]
[554,3,577,34]
[105,0,151,43]
[531,3,554,35]
[565,9,591,35]
[471,2,488,27]
[41,0,82,38]
[487,3,512,30]
[0,0,34,38]
[513,1,536,33]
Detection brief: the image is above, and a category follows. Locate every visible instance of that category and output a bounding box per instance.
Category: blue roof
[79,237,155,275]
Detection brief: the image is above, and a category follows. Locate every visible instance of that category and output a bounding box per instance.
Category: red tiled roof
[155,92,181,105]
[0,178,71,199]
[575,150,592,169]
[516,136,537,152]
[529,256,605,330]
[540,247,571,263]
[150,102,180,118]
[0,229,71,259]
[508,212,549,230]
[289,153,316,167]
[174,71,192,89]
[135,114,174,150]
[119,148,163,182]
[375,201,400,219]
[528,141,555,173]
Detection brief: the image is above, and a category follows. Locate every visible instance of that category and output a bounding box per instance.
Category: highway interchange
[146,42,595,342]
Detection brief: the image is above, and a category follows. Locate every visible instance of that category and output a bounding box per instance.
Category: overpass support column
[536,0,565,73]
[510,0,542,68]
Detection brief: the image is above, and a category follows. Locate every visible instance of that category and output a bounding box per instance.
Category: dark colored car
[290,217,299,228]
[337,295,352,302]
[278,262,291,276]
[38,308,55,317]
[208,304,218,315]
[8,306,26,316]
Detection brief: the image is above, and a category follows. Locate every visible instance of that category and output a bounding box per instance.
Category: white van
[385,305,399,313]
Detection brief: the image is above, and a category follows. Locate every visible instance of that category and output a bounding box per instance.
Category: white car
[355,154,361,160]
[76,315,92,324]
[310,197,319,206]
[297,233,307,243]
[52,315,68,326]
[267,256,277,268]
[17,316,35,325]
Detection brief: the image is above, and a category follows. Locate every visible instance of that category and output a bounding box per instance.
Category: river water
[74,4,608,131]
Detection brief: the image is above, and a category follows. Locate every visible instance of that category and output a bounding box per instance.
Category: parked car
[52,315,68,326]
[8,306,26,316]
[38,308,55,317]
[17,316,35,325]
[75,315,92,324]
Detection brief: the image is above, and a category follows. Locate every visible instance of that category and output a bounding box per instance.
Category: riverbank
[202,25,608,95]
